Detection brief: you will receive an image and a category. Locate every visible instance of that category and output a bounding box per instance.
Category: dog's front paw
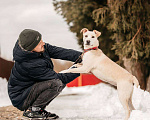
[59,70,70,73]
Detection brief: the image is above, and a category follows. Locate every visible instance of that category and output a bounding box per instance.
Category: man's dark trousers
[21,79,66,111]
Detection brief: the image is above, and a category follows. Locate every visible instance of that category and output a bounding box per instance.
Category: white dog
[60,28,139,120]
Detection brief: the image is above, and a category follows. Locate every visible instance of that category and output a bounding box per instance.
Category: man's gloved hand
[59,64,80,73]
[69,64,77,69]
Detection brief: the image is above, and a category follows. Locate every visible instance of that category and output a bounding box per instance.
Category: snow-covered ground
[0,77,150,120]
[0,78,11,107]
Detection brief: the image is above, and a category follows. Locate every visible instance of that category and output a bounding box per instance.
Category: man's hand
[59,64,79,73]
[59,64,81,73]
[59,69,70,73]
[59,63,92,74]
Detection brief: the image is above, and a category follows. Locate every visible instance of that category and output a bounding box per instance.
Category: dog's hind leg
[129,98,135,111]
[128,87,135,111]
[117,81,133,120]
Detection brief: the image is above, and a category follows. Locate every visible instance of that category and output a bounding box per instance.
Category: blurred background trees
[53,0,118,62]
[53,0,150,92]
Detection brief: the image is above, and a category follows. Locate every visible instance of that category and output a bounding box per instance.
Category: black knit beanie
[19,29,42,51]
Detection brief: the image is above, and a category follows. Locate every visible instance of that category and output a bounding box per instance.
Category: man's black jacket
[8,40,82,110]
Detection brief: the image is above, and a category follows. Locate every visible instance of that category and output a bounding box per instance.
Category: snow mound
[0,76,150,120]
[62,83,150,119]
[79,84,120,117]
[129,110,150,120]
[129,86,150,120]
[0,78,11,107]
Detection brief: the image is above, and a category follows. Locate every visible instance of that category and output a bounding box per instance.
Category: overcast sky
[0,0,81,60]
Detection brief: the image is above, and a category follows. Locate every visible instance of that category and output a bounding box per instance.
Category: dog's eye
[92,36,95,38]
[85,35,88,37]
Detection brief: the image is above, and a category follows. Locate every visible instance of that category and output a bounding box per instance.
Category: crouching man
[8,29,82,119]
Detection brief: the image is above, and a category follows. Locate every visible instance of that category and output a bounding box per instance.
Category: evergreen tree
[53,0,118,61]
[93,0,150,91]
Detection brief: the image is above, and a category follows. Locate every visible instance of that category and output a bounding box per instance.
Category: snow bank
[129,86,150,120]
[79,84,121,118]
[0,78,11,107]
[0,76,150,120]
[61,83,150,120]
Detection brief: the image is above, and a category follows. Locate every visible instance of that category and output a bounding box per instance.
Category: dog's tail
[132,76,139,88]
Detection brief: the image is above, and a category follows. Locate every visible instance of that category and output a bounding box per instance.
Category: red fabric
[67,74,101,87]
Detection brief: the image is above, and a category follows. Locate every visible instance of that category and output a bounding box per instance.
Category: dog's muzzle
[85,40,90,45]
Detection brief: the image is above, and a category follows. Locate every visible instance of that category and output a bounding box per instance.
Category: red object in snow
[67,74,101,87]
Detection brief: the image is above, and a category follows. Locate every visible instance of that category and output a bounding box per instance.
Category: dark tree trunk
[146,76,150,92]
[132,63,146,90]
[123,57,150,92]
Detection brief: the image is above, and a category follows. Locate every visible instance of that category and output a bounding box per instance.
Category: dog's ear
[93,30,101,37]
[80,28,89,34]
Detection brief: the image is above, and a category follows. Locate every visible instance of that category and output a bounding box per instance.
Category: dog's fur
[60,28,139,120]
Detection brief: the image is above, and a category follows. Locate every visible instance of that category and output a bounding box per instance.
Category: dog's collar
[84,47,98,53]
[74,46,98,65]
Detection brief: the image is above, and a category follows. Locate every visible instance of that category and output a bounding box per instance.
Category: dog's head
[80,28,101,49]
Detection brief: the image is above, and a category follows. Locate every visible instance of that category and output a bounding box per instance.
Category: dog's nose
[86,40,90,45]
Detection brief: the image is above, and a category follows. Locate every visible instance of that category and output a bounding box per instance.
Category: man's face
[32,40,45,53]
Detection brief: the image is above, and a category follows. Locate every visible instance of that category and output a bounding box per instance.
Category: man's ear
[80,28,89,34]
[93,30,101,38]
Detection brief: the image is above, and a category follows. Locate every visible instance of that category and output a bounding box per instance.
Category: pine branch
[127,24,141,45]
[131,24,142,42]
[131,24,142,60]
